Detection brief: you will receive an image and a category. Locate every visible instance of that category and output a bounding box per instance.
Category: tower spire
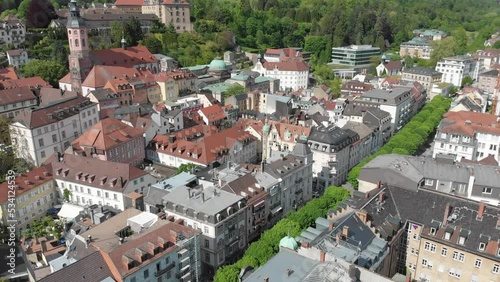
[121,31,127,49]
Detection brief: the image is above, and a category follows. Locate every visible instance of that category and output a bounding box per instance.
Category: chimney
[301,241,309,248]
[119,238,124,245]
[356,210,367,223]
[40,239,47,253]
[263,278,269,282]
[201,192,205,203]
[442,203,451,227]
[285,269,291,277]
[364,192,370,198]
[87,235,92,242]
[477,203,485,219]
[320,251,326,263]
[342,226,349,238]
[187,188,192,198]
[377,180,381,188]
[379,192,385,202]
[328,223,335,231]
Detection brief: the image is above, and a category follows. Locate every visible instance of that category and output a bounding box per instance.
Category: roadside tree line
[213,186,350,282]
[347,95,452,189]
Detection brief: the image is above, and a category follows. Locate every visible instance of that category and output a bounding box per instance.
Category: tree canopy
[175,163,198,175]
[224,83,246,98]
[22,60,66,87]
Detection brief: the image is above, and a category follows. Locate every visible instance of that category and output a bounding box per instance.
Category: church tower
[67,0,93,94]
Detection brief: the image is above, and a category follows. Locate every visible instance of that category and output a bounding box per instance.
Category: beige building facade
[142,0,193,32]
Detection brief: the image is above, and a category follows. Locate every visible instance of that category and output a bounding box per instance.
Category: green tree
[175,163,197,175]
[0,9,16,20]
[461,76,473,87]
[224,83,246,98]
[141,35,162,54]
[493,41,500,49]
[313,65,335,84]
[63,188,71,202]
[430,37,458,67]
[329,77,342,99]
[17,0,31,19]
[22,60,66,87]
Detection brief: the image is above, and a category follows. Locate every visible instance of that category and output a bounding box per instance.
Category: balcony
[295,188,303,195]
[155,261,175,277]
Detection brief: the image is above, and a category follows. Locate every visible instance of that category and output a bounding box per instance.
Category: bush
[213,186,349,282]
[347,96,451,188]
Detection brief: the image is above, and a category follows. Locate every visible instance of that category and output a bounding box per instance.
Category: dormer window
[458,236,466,245]
[444,232,451,240]
[479,242,486,251]
[430,227,436,235]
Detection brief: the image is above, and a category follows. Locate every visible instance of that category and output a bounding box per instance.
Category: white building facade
[436,55,479,87]
[9,97,99,166]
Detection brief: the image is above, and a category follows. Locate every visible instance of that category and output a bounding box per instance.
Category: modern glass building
[331,45,381,66]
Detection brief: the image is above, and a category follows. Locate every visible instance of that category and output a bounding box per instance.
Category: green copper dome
[208,58,226,71]
[284,129,292,140]
[300,133,308,140]
[279,236,298,250]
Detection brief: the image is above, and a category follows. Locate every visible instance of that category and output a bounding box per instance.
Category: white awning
[253,200,265,208]
[127,212,158,233]
[271,206,283,214]
[57,203,84,220]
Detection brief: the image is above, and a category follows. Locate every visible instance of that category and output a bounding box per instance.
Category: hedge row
[213,186,350,282]
[347,95,452,188]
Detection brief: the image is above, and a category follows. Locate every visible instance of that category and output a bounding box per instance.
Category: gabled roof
[82,65,154,88]
[38,88,78,107]
[48,153,147,192]
[88,88,119,101]
[0,76,51,89]
[438,111,500,136]
[403,66,442,76]
[261,58,309,72]
[6,49,26,57]
[0,166,53,204]
[0,86,36,106]
[382,60,402,71]
[71,117,144,151]
[90,46,158,68]
[198,104,226,123]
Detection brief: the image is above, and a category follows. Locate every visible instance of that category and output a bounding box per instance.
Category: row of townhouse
[355,156,500,282]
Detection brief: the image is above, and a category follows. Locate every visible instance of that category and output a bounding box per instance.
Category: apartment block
[331,45,381,66]
[0,166,56,232]
[142,0,193,32]
[9,96,99,166]
[436,55,479,87]
[401,66,443,95]
[0,86,37,118]
[432,111,500,163]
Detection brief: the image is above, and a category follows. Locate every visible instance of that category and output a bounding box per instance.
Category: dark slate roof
[480,69,499,77]
[357,185,500,261]
[265,155,306,178]
[402,66,442,76]
[308,125,359,148]
[458,96,482,112]
[89,88,118,101]
[291,139,312,157]
[39,252,113,282]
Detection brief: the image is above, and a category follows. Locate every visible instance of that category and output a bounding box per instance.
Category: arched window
[176,11,179,16]
[75,39,79,47]
[80,29,84,34]
[82,39,86,47]
[68,30,71,34]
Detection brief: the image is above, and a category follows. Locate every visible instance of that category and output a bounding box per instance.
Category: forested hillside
[192,0,500,64]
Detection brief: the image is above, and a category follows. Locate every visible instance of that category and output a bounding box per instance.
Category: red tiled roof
[152,124,256,165]
[72,117,144,151]
[161,0,190,5]
[58,73,71,84]
[265,48,301,58]
[198,104,226,123]
[262,58,309,72]
[439,111,500,136]
[82,65,154,88]
[14,96,95,129]
[38,87,78,107]
[0,76,51,89]
[90,46,158,67]
[0,67,18,80]
[0,86,36,106]
[460,155,498,166]
[383,60,402,70]
[113,0,143,6]
[101,222,199,279]
[0,166,53,203]
[48,153,147,192]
